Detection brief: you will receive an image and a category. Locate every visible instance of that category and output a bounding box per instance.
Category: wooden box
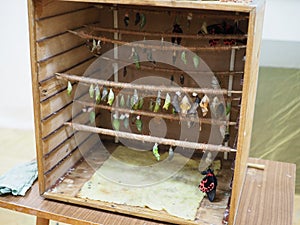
[28,0,265,224]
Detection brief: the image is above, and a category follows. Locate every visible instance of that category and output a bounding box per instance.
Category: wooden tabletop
[0,157,295,225]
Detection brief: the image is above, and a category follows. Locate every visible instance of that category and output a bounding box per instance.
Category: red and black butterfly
[198,168,218,202]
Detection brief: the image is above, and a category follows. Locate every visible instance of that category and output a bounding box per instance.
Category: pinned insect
[67,81,73,96]
[198,168,218,202]
[152,143,160,161]
[124,13,129,27]
[171,24,183,45]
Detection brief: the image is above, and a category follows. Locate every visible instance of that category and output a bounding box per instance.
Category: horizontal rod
[68,30,247,52]
[86,25,248,40]
[76,100,237,126]
[65,122,237,153]
[56,73,243,95]
[101,56,244,76]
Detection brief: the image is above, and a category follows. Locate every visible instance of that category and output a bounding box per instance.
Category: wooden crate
[28,0,265,224]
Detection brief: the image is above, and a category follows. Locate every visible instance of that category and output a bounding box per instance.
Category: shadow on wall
[250,67,300,194]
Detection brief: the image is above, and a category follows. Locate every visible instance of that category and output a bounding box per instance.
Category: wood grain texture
[36,217,49,225]
[0,158,294,225]
[229,2,266,223]
[235,158,296,225]
[0,182,167,225]
[38,45,93,82]
[36,7,99,40]
[61,0,257,12]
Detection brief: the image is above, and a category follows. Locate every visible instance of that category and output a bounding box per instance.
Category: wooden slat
[37,31,85,61]
[36,7,100,40]
[38,45,93,82]
[40,84,76,120]
[35,1,91,19]
[235,158,295,225]
[41,110,89,155]
[43,132,92,173]
[28,0,46,194]
[229,2,266,224]
[39,58,95,102]
[61,0,256,12]
[44,134,100,189]
[0,183,166,225]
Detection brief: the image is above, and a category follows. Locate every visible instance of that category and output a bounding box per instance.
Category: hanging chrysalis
[211,77,219,89]
[180,74,185,85]
[168,146,174,161]
[138,97,144,109]
[132,48,140,69]
[131,89,139,109]
[95,85,101,104]
[172,50,177,65]
[67,81,72,96]
[107,88,115,106]
[140,13,146,29]
[200,95,210,117]
[134,12,141,25]
[187,13,193,28]
[120,94,125,107]
[101,87,108,101]
[123,113,130,129]
[180,95,191,115]
[163,93,171,110]
[124,12,129,27]
[172,92,181,114]
[153,91,161,113]
[226,104,231,116]
[89,84,94,99]
[170,75,174,85]
[126,94,131,108]
[112,114,120,131]
[171,24,183,45]
[152,143,160,161]
[199,22,208,35]
[147,49,156,65]
[193,55,200,69]
[135,115,142,132]
[91,39,97,52]
[188,95,201,114]
[181,51,187,65]
[123,66,127,77]
[149,99,154,111]
[90,111,96,124]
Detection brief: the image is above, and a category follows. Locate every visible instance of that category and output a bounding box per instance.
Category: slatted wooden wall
[28,0,101,193]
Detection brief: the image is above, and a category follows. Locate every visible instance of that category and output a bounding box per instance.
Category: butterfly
[198,168,218,202]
